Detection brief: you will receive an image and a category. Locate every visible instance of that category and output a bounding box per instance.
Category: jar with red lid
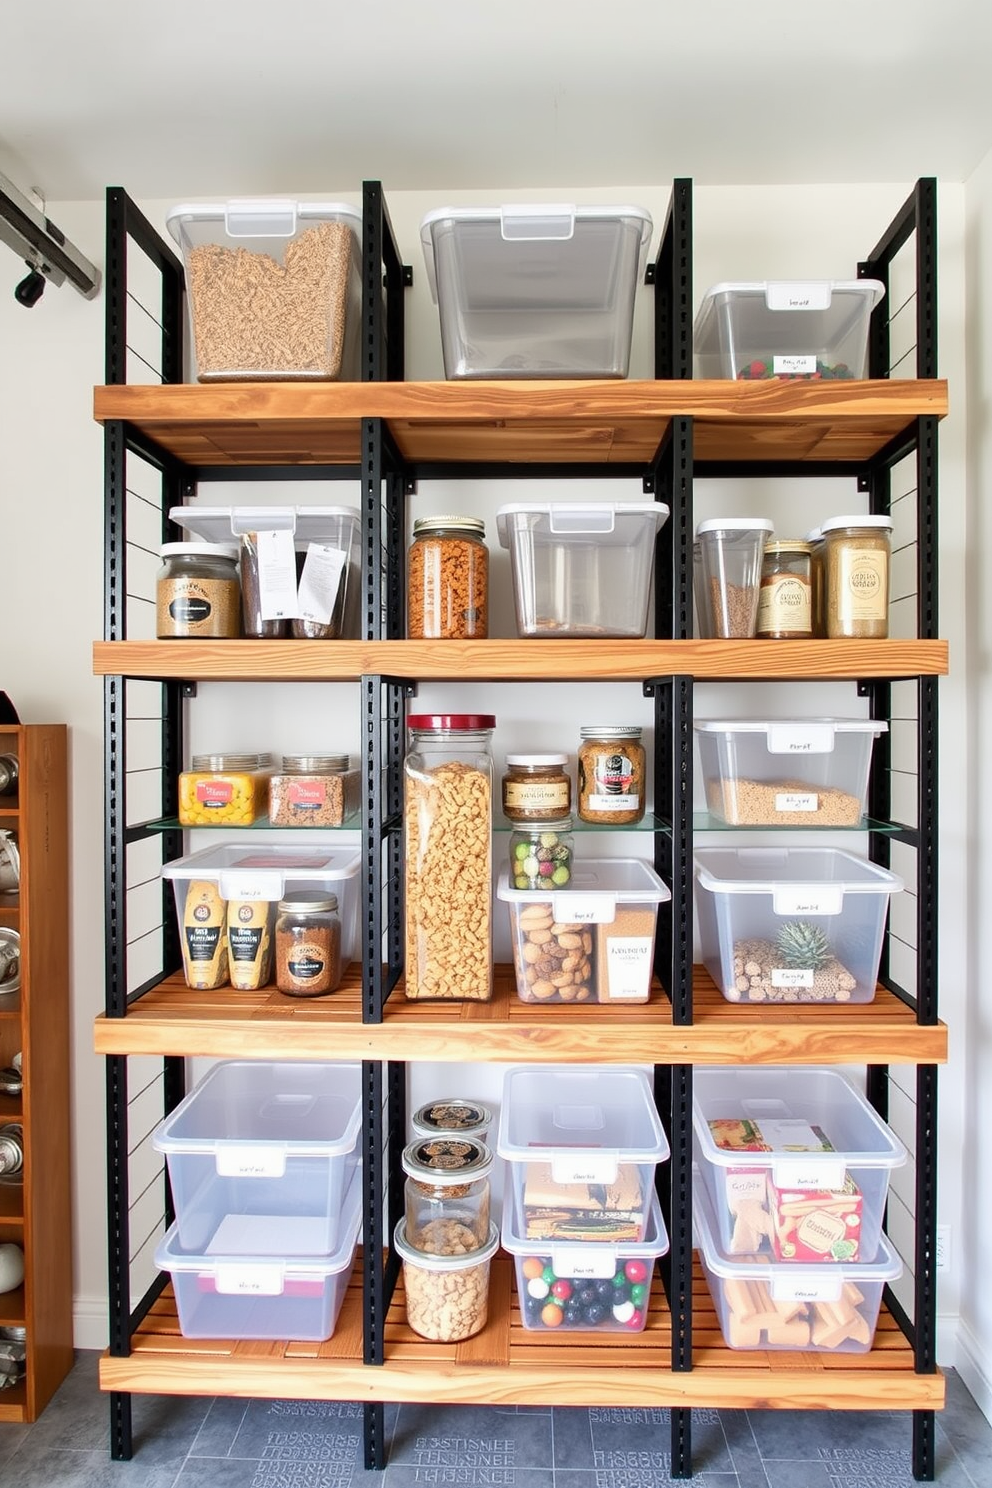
[404,714,495,1001]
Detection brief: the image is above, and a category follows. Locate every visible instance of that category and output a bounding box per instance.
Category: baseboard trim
[954,1316,992,1426]
[73,1296,108,1352]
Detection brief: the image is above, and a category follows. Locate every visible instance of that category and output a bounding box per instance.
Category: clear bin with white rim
[695,718,888,827]
[420,203,653,379]
[694,846,902,1005]
[155,1159,361,1340]
[502,1181,668,1332]
[496,1065,670,1245]
[166,200,362,382]
[162,842,361,970]
[153,1060,362,1255]
[169,503,361,639]
[693,1167,901,1352]
[497,858,671,1004]
[693,279,885,381]
[692,1066,907,1265]
[496,501,670,638]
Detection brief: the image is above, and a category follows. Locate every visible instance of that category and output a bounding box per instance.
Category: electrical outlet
[935,1224,951,1272]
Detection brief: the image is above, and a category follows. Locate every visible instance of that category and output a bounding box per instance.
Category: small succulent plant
[775,920,833,970]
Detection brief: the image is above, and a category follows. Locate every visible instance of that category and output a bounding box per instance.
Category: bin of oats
[394,1218,499,1342]
[403,714,495,1001]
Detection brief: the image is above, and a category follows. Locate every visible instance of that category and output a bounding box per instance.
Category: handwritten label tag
[772,886,843,917]
[552,893,615,924]
[550,1152,619,1185]
[770,1274,843,1304]
[775,793,818,813]
[773,1159,846,1192]
[773,354,816,375]
[215,1145,287,1179]
[550,1246,616,1279]
[214,1263,285,1296]
[771,968,815,988]
[218,871,283,903]
[767,723,834,755]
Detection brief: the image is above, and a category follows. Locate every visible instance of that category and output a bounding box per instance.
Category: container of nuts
[402,1137,493,1253]
[394,1217,499,1342]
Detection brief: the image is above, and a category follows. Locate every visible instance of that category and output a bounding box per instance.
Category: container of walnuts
[394,1217,500,1342]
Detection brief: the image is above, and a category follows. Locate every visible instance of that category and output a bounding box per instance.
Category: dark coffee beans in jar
[275,891,342,997]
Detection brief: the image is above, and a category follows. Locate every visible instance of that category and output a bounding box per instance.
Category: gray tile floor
[0,1353,989,1487]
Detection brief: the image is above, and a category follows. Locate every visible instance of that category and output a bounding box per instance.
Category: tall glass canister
[404,713,495,1000]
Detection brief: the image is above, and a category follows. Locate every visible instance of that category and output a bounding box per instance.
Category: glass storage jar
[179,754,268,826]
[411,1098,494,1146]
[402,1136,494,1253]
[756,540,813,639]
[577,726,646,824]
[806,527,826,637]
[408,516,489,639]
[822,515,893,639]
[268,754,359,827]
[404,713,495,1000]
[274,891,342,997]
[501,753,571,822]
[156,541,240,639]
[509,817,574,890]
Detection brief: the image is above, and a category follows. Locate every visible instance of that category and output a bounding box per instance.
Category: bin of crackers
[692,1066,906,1264]
[693,1171,902,1353]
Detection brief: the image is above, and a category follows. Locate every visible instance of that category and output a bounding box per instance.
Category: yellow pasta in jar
[178,753,267,827]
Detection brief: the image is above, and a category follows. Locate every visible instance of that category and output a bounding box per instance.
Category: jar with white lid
[501,753,571,821]
[695,518,773,639]
[822,515,893,639]
[156,541,240,639]
[402,1136,494,1253]
[408,515,489,639]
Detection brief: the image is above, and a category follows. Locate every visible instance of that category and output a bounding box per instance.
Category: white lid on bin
[692,1067,908,1172]
[691,1167,902,1283]
[420,203,653,302]
[694,847,902,899]
[496,502,669,546]
[166,200,362,247]
[496,1064,670,1167]
[497,858,671,911]
[161,843,361,902]
[501,1182,669,1264]
[155,1162,362,1274]
[694,717,888,738]
[696,280,885,313]
[695,518,774,537]
[168,505,360,543]
[820,514,894,535]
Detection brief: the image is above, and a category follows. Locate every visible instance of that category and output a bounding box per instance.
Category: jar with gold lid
[501,754,571,822]
[577,726,646,824]
[756,540,813,639]
[408,516,489,639]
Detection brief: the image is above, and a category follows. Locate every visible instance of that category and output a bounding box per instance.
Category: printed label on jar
[287,782,326,812]
[503,780,570,812]
[586,792,640,813]
[591,750,635,797]
[757,575,811,635]
[196,780,235,807]
[157,577,238,638]
[228,924,264,962]
[837,549,888,620]
[604,936,653,999]
[185,923,223,962]
[287,947,327,981]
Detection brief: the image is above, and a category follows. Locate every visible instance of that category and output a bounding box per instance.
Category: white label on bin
[553,893,616,924]
[256,529,300,620]
[605,937,654,999]
[767,723,834,755]
[771,968,815,988]
[297,544,347,626]
[770,1274,843,1304]
[775,793,818,813]
[772,886,844,917]
[215,1145,287,1179]
[218,871,284,904]
[773,354,816,375]
[772,1160,847,1192]
[766,283,832,312]
[550,1246,616,1279]
[551,1153,619,1185]
[214,1263,285,1296]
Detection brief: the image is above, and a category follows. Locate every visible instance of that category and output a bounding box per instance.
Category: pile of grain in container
[706,777,863,826]
[395,1218,498,1342]
[728,938,858,1003]
[187,221,353,379]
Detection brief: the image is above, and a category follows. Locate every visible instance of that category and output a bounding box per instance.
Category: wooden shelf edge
[92,638,949,684]
[97,1348,944,1411]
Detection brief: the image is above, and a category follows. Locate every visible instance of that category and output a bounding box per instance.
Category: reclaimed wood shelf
[98,1254,943,1412]
[92,378,948,469]
[92,637,949,684]
[93,965,947,1066]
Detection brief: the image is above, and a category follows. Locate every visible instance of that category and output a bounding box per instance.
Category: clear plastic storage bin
[693,1171,901,1352]
[496,1065,670,1244]
[166,200,362,382]
[693,280,885,381]
[694,846,903,1004]
[695,718,888,827]
[163,843,361,974]
[153,1060,363,1255]
[692,1066,906,1264]
[420,203,653,379]
[168,504,361,639]
[155,1162,361,1341]
[497,858,671,1004]
[496,502,670,638]
[502,1182,668,1332]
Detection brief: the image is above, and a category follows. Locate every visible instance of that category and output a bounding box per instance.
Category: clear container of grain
[268,755,360,827]
[394,1218,499,1342]
[165,201,362,382]
[402,1137,493,1252]
[695,519,773,639]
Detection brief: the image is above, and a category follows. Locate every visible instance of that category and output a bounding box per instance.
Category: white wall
[0,182,973,1386]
